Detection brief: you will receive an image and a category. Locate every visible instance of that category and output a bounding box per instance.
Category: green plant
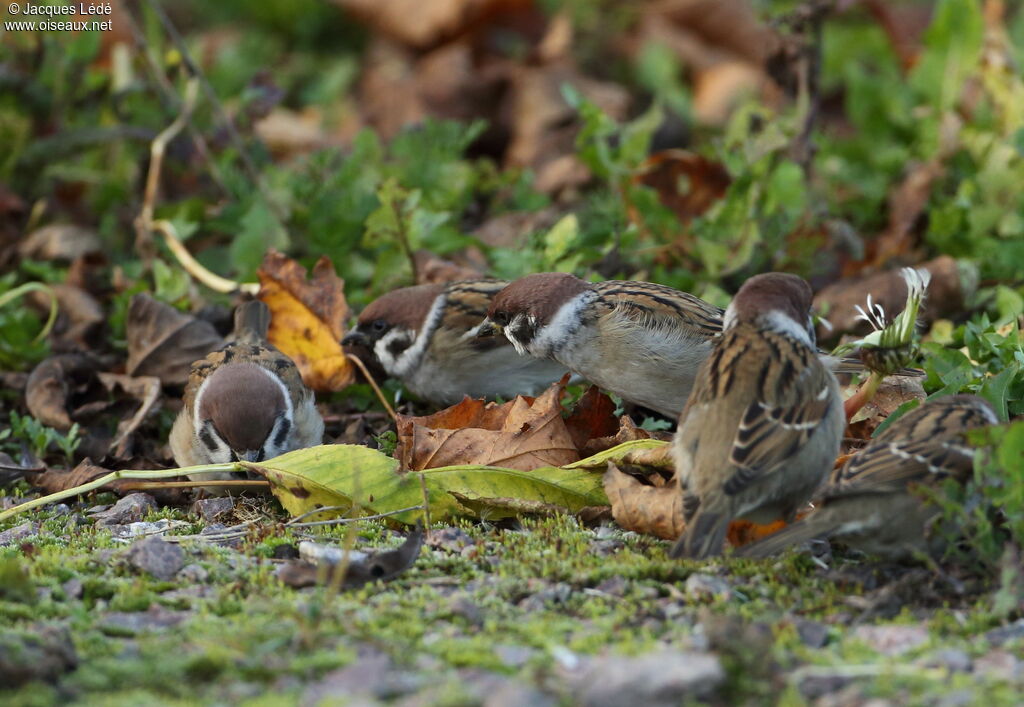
[3,412,81,464]
[0,276,57,370]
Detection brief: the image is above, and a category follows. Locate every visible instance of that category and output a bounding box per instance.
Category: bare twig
[141,0,291,232]
[346,353,398,422]
[152,220,259,295]
[121,1,229,195]
[136,77,199,262]
[133,77,259,295]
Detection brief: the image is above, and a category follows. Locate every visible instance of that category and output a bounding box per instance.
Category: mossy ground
[1,493,1021,706]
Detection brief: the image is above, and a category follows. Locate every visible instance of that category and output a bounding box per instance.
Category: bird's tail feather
[734,519,831,559]
[670,510,730,560]
[234,300,271,343]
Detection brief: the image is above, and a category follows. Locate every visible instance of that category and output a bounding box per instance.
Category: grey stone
[494,644,535,668]
[99,605,190,636]
[90,492,157,526]
[126,536,184,580]
[301,646,423,705]
[108,519,188,539]
[572,651,724,707]
[160,585,214,602]
[594,576,627,597]
[178,563,209,583]
[485,682,556,707]
[449,595,483,625]
[191,496,235,522]
[853,624,929,656]
[427,526,475,553]
[796,620,830,649]
[685,573,732,601]
[0,521,39,547]
[519,582,572,611]
[985,618,1024,646]
[589,539,624,556]
[798,673,852,700]
[924,649,972,673]
[61,578,83,600]
[0,625,77,687]
[973,650,1021,680]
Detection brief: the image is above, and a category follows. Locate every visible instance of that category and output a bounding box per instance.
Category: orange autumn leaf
[256,250,354,392]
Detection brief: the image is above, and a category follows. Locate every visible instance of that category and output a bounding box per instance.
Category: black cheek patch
[387,338,411,358]
[199,425,219,453]
[510,320,535,347]
[273,417,291,449]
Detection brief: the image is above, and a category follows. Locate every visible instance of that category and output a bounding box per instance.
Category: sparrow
[341,279,568,406]
[669,272,845,559]
[482,272,915,418]
[737,394,998,560]
[170,300,324,475]
[482,272,724,418]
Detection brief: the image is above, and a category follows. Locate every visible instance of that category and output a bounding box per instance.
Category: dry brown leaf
[126,294,224,386]
[814,256,967,345]
[868,161,945,267]
[96,374,162,458]
[863,0,933,72]
[580,416,657,457]
[25,354,104,431]
[845,376,927,442]
[257,250,354,393]
[277,526,423,589]
[604,457,806,548]
[255,107,329,159]
[635,150,732,222]
[332,0,531,49]
[27,283,104,350]
[564,386,620,451]
[692,61,765,125]
[505,63,630,194]
[604,462,683,541]
[18,224,102,262]
[396,380,579,471]
[413,250,484,285]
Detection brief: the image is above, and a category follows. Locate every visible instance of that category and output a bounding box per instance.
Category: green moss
[0,509,1019,704]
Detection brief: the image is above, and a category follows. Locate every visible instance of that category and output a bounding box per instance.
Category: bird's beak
[341,330,368,347]
[476,318,502,338]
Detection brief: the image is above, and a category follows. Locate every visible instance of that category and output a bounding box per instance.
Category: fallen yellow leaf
[257,250,354,392]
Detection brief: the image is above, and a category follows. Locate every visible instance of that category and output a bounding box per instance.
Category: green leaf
[542,214,580,269]
[910,0,984,113]
[252,441,669,525]
[979,362,1020,422]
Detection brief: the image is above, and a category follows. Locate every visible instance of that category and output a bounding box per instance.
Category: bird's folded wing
[723,359,836,496]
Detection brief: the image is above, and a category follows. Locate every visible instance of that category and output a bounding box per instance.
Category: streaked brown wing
[828,435,976,498]
[442,278,510,352]
[721,332,837,496]
[593,280,724,338]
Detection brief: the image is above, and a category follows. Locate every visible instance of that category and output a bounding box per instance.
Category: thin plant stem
[346,353,398,422]
[0,464,239,522]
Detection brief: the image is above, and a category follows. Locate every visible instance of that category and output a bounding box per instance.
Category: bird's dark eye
[372,319,388,333]
[493,311,510,326]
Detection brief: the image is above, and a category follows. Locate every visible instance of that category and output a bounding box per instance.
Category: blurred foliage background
[1,0,1023,421]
